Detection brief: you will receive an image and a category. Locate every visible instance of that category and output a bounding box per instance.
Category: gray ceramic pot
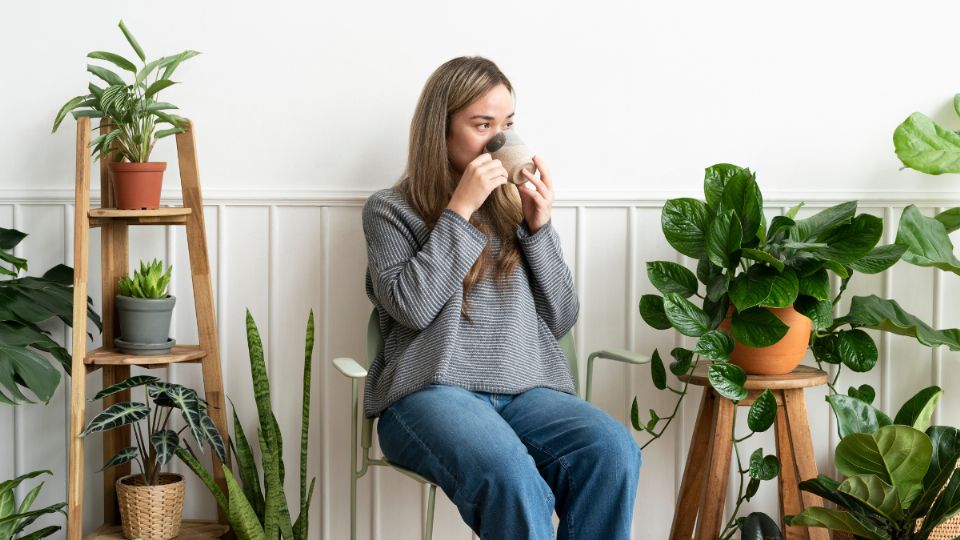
[115,294,176,355]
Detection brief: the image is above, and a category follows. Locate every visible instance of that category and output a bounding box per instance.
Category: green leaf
[86,64,126,87]
[848,244,907,275]
[703,163,750,209]
[160,50,201,80]
[706,210,743,268]
[650,350,666,390]
[835,425,932,509]
[101,447,138,471]
[224,466,267,540]
[791,201,857,241]
[745,478,762,502]
[729,265,777,312]
[707,362,748,401]
[837,329,878,373]
[739,512,783,540]
[795,296,833,331]
[838,475,903,522]
[813,214,883,264]
[921,468,960,535]
[847,384,876,406]
[893,386,943,432]
[92,375,159,401]
[662,293,712,337]
[200,415,227,463]
[661,198,711,259]
[827,394,892,439]
[721,169,763,241]
[693,331,734,361]
[731,307,790,348]
[646,261,698,298]
[749,448,780,480]
[155,127,186,139]
[798,269,830,301]
[87,51,137,72]
[150,430,179,467]
[896,204,960,276]
[768,215,796,242]
[118,20,146,62]
[761,268,799,309]
[894,112,960,174]
[630,398,642,431]
[80,402,149,435]
[298,308,314,540]
[158,384,205,452]
[845,295,960,350]
[740,248,784,271]
[935,207,960,233]
[639,295,672,330]
[668,347,694,376]
[229,398,265,521]
[52,95,90,133]
[697,259,722,286]
[784,507,889,540]
[748,389,777,433]
[144,79,176,99]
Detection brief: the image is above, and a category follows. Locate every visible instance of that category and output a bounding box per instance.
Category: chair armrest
[587,349,650,365]
[333,357,367,379]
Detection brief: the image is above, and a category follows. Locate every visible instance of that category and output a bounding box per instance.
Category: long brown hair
[396,56,524,321]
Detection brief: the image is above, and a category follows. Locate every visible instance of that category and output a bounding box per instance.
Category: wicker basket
[116,473,185,540]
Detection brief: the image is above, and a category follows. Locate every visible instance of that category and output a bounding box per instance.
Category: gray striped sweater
[362,187,580,418]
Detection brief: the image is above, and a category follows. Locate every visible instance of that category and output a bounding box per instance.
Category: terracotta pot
[718,306,812,375]
[108,162,167,210]
[116,472,184,540]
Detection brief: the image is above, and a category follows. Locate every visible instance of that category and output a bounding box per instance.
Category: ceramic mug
[484,130,536,185]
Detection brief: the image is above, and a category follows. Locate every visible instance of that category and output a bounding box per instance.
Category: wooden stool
[669,364,829,540]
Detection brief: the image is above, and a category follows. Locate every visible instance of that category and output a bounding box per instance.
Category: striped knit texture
[362,187,580,418]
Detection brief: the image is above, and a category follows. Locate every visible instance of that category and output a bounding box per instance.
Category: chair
[333,309,650,540]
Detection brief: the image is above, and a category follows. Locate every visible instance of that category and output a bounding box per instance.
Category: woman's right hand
[446,153,509,219]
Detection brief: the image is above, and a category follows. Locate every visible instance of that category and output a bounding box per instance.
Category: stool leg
[696,391,735,540]
[670,390,718,540]
[775,391,805,540]
[783,388,828,540]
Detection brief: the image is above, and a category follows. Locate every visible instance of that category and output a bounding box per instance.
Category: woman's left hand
[517,155,554,234]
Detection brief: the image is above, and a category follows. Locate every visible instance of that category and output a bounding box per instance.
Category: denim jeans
[376,384,642,540]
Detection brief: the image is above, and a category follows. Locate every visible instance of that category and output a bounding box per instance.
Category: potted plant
[51,20,199,210]
[115,259,175,355]
[0,226,102,404]
[81,375,225,540]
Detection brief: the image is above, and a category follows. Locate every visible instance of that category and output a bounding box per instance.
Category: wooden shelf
[89,207,192,227]
[84,520,229,540]
[84,345,207,366]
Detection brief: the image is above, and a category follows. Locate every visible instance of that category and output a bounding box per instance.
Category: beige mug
[485,130,536,185]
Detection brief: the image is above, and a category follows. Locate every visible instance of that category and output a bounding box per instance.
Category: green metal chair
[333,309,650,540]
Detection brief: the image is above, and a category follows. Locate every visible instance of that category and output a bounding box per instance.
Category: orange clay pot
[718,306,812,375]
[108,162,167,210]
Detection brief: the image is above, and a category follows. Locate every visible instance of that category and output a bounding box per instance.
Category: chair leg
[775,392,805,540]
[696,391,735,540]
[670,390,718,540]
[424,484,437,540]
[783,389,829,540]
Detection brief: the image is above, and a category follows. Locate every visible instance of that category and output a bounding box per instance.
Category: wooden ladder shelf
[67,117,231,540]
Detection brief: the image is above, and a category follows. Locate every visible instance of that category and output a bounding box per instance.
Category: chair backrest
[367,309,581,397]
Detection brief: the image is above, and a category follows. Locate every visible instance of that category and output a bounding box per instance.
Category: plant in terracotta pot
[51,20,199,210]
[81,375,225,540]
[115,259,174,355]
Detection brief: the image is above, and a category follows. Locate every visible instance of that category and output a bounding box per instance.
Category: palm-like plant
[51,20,199,163]
[0,470,67,540]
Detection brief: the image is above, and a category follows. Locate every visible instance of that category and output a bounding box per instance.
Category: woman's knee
[584,418,643,479]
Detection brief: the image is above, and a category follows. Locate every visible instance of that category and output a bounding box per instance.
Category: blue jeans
[377,384,642,540]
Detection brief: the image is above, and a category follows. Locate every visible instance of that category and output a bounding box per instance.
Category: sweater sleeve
[364,195,487,331]
[516,219,580,338]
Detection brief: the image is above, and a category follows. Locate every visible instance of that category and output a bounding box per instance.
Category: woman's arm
[364,195,487,331]
[517,219,580,338]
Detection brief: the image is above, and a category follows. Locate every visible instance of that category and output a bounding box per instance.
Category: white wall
[2,1,960,539]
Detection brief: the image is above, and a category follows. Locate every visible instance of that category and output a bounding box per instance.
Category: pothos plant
[634,163,960,539]
[51,20,198,162]
[81,375,225,485]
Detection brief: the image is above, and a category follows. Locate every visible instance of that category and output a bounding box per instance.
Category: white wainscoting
[1,190,958,540]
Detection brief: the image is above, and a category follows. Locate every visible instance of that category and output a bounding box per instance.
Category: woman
[362,56,641,540]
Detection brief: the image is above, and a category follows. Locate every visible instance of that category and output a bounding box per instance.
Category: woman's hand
[518,156,554,234]
[447,153,509,220]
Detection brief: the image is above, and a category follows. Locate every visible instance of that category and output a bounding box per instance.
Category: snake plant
[179,309,316,540]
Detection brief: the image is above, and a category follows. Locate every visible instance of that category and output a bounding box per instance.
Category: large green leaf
[835,425,932,509]
[893,112,960,174]
[729,265,777,311]
[791,201,857,242]
[101,447,138,471]
[704,163,751,209]
[706,210,743,268]
[795,296,833,331]
[760,268,799,309]
[798,269,829,302]
[784,507,889,539]
[721,170,763,242]
[298,309,315,540]
[845,295,960,350]
[160,384,206,452]
[838,475,903,522]
[224,466,266,540]
[639,295,672,330]
[92,375,159,401]
[87,51,137,73]
[896,204,960,276]
[748,389,777,433]
[80,402,149,435]
[731,307,790,348]
[662,293,711,337]
[150,430,179,467]
[849,244,907,275]
[826,394,892,439]
[693,331,734,361]
[740,248,784,272]
[707,362,748,401]
[229,400,265,522]
[0,228,27,251]
[0,343,61,404]
[893,386,942,432]
[935,207,960,233]
[921,468,960,536]
[668,347,693,376]
[814,214,883,264]
[748,447,780,480]
[836,329,878,373]
[661,198,711,259]
[200,415,227,463]
[118,20,146,62]
[646,262,698,298]
[739,512,783,540]
[910,427,960,522]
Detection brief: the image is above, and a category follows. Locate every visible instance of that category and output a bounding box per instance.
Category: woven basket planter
[116,473,185,540]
